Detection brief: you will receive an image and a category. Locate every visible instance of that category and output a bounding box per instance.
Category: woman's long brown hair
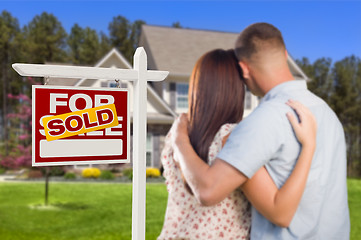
[188,49,245,163]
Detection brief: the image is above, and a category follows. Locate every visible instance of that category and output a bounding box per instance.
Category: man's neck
[259,67,294,96]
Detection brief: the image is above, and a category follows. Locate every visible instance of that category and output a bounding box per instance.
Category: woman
[158,49,316,239]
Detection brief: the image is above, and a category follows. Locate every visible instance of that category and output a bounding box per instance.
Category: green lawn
[0,179,360,240]
[348,178,361,240]
[0,182,167,240]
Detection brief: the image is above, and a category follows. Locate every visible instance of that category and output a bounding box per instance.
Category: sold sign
[32,85,129,166]
[42,104,119,141]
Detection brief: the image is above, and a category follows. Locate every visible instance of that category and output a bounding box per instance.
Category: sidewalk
[0,174,16,182]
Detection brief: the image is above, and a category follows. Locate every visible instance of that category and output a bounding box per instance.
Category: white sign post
[12,47,169,240]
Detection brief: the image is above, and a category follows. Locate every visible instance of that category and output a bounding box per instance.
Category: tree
[297,57,333,102]
[98,31,111,58]
[330,56,361,176]
[23,12,67,64]
[109,16,132,60]
[130,20,146,51]
[67,23,84,64]
[108,16,145,62]
[0,10,22,155]
[68,24,102,65]
[298,56,361,176]
[172,21,182,28]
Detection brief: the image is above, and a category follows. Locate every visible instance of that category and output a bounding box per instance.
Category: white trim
[287,54,309,81]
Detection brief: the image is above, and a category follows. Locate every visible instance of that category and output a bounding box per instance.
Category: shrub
[81,168,101,178]
[122,168,133,180]
[100,170,115,180]
[64,172,76,180]
[40,166,65,176]
[0,167,5,174]
[146,168,161,178]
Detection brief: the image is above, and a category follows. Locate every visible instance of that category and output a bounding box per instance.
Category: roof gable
[139,25,308,80]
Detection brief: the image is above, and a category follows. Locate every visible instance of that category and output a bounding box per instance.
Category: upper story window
[176,83,189,109]
[245,87,252,110]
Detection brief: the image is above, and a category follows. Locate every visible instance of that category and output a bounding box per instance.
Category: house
[138,25,308,117]
[48,25,308,168]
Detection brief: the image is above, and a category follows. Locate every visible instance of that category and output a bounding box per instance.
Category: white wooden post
[132,47,147,240]
[12,47,168,240]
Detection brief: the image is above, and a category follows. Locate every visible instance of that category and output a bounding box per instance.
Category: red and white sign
[32,85,130,166]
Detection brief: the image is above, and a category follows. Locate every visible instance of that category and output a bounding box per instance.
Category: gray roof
[139,25,308,80]
[140,25,238,75]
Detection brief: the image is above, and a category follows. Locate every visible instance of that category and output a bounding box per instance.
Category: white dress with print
[158,124,251,240]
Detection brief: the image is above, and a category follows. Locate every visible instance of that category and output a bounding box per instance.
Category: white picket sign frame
[12,47,169,240]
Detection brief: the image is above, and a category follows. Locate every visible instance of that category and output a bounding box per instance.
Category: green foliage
[172,21,183,28]
[100,170,115,180]
[23,12,67,63]
[46,166,65,176]
[0,167,5,174]
[68,24,102,65]
[298,56,361,177]
[108,16,145,61]
[64,172,76,180]
[122,168,133,180]
[0,10,23,155]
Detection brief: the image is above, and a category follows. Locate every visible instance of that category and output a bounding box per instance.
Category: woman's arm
[241,100,317,228]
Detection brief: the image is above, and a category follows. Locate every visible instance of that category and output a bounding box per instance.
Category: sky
[1,0,360,63]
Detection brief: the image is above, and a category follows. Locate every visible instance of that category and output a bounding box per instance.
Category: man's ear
[239,61,250,79]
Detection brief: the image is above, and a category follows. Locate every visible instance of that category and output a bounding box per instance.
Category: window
[146,133,153,167]
[245,88,252,110]
[108,81,127,88]
[176,83,189,109]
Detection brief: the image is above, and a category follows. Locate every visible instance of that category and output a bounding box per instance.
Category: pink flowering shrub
[0,85,32,169]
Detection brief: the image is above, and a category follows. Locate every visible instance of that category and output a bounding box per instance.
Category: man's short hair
[235,22,286,61]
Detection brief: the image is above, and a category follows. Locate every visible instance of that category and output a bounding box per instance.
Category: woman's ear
[238,61,250,79]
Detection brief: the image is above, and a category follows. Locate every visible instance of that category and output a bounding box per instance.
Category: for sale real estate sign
[32,85,130,166]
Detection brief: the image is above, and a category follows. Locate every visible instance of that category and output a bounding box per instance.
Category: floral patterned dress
[158,124,251,240]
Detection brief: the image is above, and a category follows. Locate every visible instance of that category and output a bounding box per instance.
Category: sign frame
[13,47,169,240]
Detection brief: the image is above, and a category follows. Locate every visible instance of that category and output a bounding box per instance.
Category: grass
[348,178,361,240]
[0,182,167,240]
[0,179,360,240]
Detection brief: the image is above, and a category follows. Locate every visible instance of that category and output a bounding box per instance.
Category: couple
[158,23,350,239]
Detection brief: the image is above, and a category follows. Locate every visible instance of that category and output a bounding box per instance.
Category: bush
[40,166,65,176]
[0,167,5,174]
[81,168,101,178]
[64,172,76,180]
[100,170,115,180]
[146,168,161,178]
[122,168,133,180]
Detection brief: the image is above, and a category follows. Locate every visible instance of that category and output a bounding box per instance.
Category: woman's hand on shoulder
[286,99,317,149]
[170,113,191,162]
